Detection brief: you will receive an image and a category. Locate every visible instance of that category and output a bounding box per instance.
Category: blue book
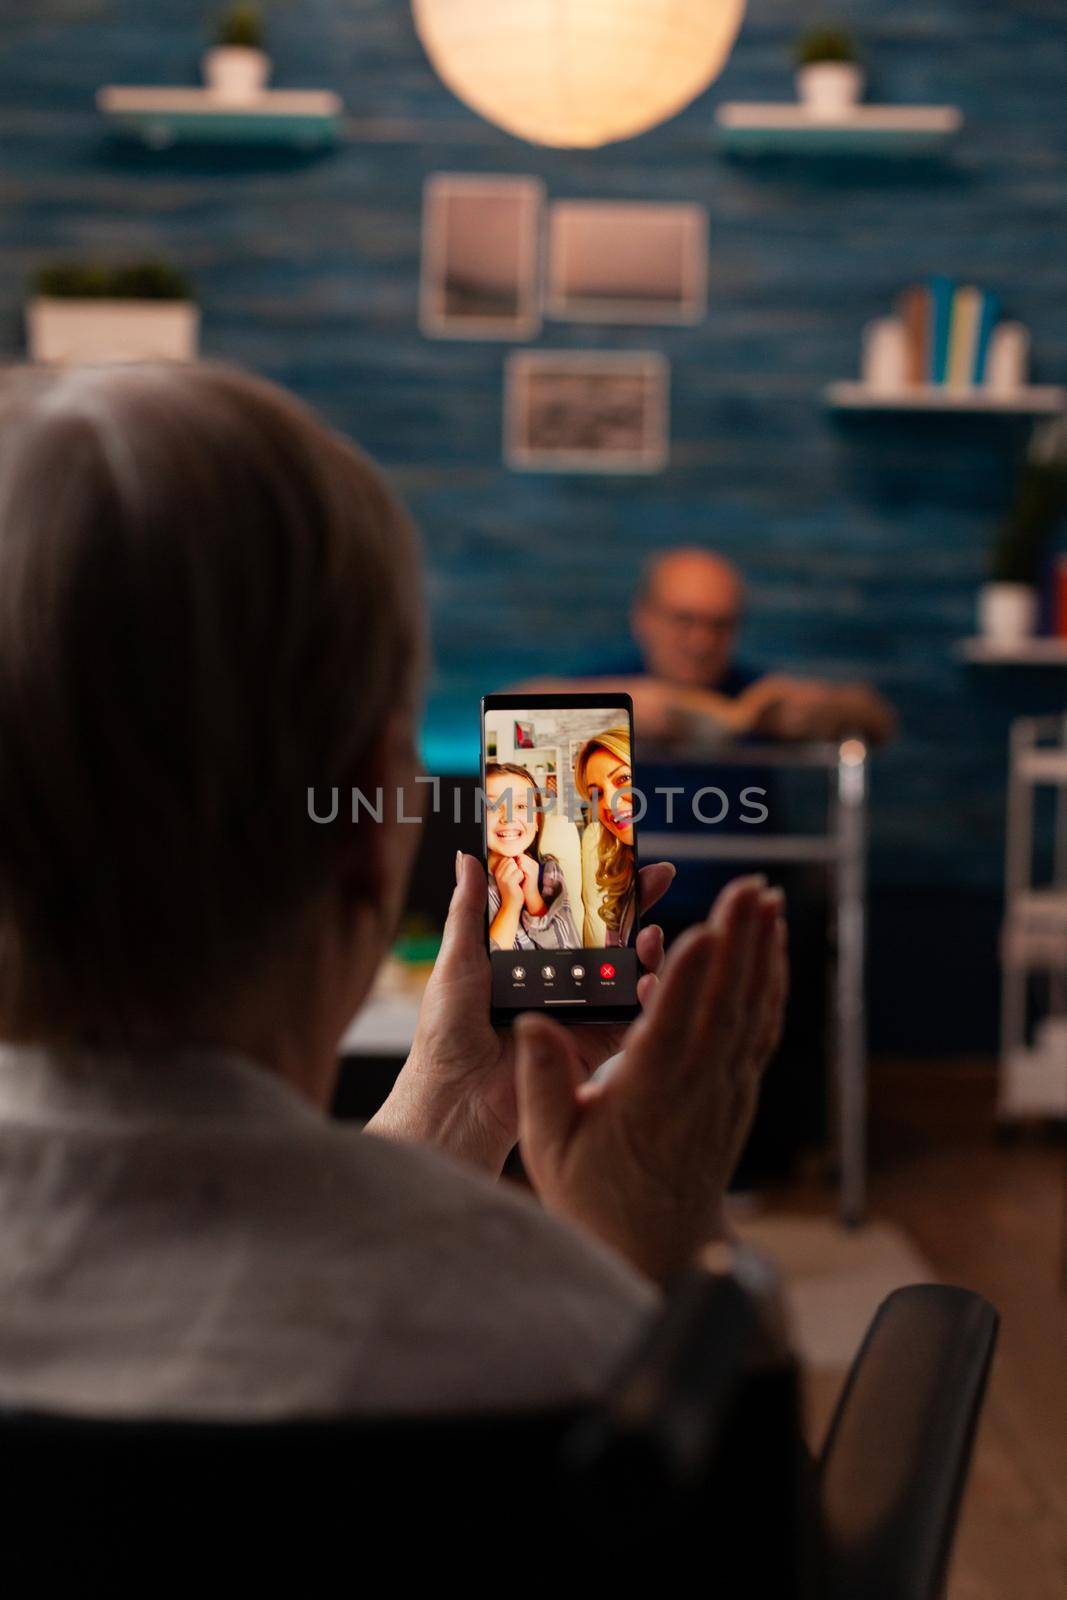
[973,289,1001,384]
[928,274,955,383]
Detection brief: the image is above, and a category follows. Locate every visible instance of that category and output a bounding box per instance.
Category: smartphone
[481,692,642,1026]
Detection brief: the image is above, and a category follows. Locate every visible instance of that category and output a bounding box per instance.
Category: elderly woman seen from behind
[0,363,786,1418]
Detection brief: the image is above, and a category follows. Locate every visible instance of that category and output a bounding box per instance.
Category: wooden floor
[791,1061,1067,1600]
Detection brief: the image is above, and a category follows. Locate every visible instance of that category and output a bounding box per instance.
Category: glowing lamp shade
[411,0,747,149]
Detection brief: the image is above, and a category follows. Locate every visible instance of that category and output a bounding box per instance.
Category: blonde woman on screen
[574,726,638,949]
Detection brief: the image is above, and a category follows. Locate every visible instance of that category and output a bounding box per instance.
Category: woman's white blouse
[0,1044,655,1419]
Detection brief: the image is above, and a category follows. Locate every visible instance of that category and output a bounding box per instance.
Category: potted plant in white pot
[203,3,270,101]
[981,443,1067,645]
[794,27,865,118]
[26,262,199,366]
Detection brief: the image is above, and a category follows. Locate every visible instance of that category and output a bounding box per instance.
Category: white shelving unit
[715,103,961,157]
[956,638,1067,666]
[999,716,1067,1121]
[826,382,1066,415]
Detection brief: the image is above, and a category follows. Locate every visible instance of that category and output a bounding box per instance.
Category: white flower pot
[978,582,1037,645]
[796,62,866,119]
[26,298,200,366]
[202,46,270,102]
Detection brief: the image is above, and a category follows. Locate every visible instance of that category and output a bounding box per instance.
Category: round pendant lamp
[411,0,747,149]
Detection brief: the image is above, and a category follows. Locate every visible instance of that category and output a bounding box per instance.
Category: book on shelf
[947,284,982,388]
[928,274,955,384]
[888,279,1007,389]
[897,283,930,386]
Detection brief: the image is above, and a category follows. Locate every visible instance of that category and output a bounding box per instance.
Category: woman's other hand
[515,877,787,1285]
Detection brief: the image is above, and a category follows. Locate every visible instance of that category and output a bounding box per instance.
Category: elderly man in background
[522,545,894,1182]
[532,547,896,749]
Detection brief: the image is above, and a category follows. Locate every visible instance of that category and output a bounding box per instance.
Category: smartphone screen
[482,693,642,1025]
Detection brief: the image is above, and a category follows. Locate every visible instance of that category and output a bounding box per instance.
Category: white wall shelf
[97,87,343,148]
[715,103,961,157]
[827,382,1066,415]
[956,639,1067,666]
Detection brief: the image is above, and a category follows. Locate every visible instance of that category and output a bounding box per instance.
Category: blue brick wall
[1,0,1066,917]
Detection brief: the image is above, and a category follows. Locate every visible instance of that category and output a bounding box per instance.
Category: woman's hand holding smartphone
[371,852,673,1176]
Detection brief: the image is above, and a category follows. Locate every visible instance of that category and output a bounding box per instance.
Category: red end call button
[599,962,616,980]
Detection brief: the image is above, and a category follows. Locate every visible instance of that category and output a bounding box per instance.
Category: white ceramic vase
[202,46,270,102]
[796,62,865,119]
[977,582,1037,645]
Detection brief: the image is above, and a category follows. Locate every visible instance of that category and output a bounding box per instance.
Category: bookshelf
[715,103,961,157]
[96,86,344,148]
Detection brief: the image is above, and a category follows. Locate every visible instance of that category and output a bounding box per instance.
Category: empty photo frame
[420,174,543,340]
[546,201,707,324]
[505,350,669,474]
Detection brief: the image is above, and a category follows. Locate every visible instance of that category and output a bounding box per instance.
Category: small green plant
[32,261,193,301]
[795,26,859,67]
[990,459,1067,584]
[216,2,265,49]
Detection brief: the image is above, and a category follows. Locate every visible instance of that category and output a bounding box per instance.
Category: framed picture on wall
[420,174,544,340]
[546,201,707,324]
[505,350,669,474]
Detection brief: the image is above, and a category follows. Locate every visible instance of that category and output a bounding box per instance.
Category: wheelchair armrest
[817,1283,998,1600]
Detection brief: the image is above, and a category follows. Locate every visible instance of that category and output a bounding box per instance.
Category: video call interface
[483,704,639,1011]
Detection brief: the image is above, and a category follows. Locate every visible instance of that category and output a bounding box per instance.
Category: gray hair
[0,362,421,1040]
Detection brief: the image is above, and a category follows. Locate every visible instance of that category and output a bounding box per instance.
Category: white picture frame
[420,173,544,340]
[505,350,669,474]
[545,201,707,325]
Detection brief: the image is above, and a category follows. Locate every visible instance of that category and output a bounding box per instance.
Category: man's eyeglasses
[649,603,741,636]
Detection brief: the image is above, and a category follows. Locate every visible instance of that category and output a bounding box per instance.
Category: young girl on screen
[484,763,579,951]
[574,726,637,948]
